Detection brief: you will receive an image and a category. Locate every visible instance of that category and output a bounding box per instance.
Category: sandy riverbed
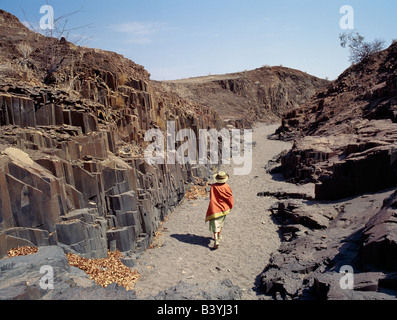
[134,123,314,299]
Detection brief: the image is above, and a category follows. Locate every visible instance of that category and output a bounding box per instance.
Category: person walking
[205,171,234,249]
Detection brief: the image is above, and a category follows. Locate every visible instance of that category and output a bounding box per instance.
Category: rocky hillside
[0,9,223,265]
[275,41,397,200]
[162,66,328,126]
[257,41,397,300]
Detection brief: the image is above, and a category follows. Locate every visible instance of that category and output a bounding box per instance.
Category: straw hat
[213,171,229,184]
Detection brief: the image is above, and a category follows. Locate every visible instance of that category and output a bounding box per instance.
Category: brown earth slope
[162,67,328,126]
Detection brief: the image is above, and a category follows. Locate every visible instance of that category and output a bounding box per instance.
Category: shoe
[213,240,220,249]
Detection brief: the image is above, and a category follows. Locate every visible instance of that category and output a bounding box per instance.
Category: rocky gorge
[0,9,324,299]
[0,8,396,301]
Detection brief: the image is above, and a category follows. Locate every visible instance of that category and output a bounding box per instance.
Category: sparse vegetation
[22,2,93,84]
[118,73,128,86]
[16,42,33,60]
[116,93,125,108]
[339,31,386,64]
[58,53,84,97]
[16,42,34,74]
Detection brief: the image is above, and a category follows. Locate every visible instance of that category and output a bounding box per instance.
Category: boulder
[312,271,396,300]
[260,268,303,298]
[56,217,107,259]
[260,188,397,300]
[106,226,137,252]
[279,123,397,200]
[273,200,335,241]
[0,245,138,300]
[360,190,397,270]
[0,246,69,299]
[50,282,137,300]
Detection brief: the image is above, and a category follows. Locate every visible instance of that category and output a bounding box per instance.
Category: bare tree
[21,1,93,84]
[339,31,386,64]
[16,43,33,59]
[16,42,34,73]
[22,1,93,46]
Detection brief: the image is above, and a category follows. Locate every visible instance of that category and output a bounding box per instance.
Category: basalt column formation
[0,10,222,259]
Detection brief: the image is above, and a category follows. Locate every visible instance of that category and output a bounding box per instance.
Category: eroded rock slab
[260,189,397,300]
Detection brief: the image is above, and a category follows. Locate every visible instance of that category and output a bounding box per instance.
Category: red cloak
[205,183,234,222]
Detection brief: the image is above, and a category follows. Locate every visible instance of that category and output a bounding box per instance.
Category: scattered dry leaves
[148,230,164,249]
[6,246,38,258]
[66,250,140,291]
[185,177,209,200]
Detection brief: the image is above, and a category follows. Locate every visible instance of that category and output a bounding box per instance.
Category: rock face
[0,10,223,260]
[260,42,397,299]
[275,41,397,200]
[163,67,328,126]
[260,190,397,300]
[279,121,397,200]
[360,190,397,270]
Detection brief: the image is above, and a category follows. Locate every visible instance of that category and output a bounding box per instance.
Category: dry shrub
[116,94,125,108]
[118,73,128,86]
[185,177,209,200]
[16,43,33,59]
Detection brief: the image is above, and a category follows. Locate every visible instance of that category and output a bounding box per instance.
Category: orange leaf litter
[4,246,140,291]
[6,246,38,257]
[66,250,140,291]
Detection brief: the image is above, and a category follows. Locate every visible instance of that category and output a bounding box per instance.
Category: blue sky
[1,0,396,80]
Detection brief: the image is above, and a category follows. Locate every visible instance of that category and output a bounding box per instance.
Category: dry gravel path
[134,123,314,299]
